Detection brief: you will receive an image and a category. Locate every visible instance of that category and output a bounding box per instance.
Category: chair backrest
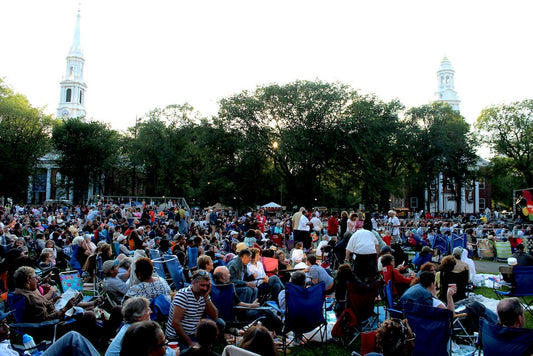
[432,234,450,256]
[113,242,121,256]
[7,292,27,323]
[512,266,533,296]
[59,270,84,292]
[261,257,278,276]
[451,233,467,250]
[150,294,171,322]
[285,282,325,334]
[402,301,452,356]
[345,280,379,325]
[495,241,512,260]
[477,238,495,258]
[187,246,199,269]
[149,249,166,279]
[384,281,395,310]
[163,254,185,290]
[211,283,237,322]
[221,345,260,356]
[479,317,533,356]
[439,269,469,303]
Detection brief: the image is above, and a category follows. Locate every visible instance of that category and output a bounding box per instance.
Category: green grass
[473,286,533,329]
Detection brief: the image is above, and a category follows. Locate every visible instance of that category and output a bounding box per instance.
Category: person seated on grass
[121,320,179,356]
[239,324,278,356]
[181,319,220,356]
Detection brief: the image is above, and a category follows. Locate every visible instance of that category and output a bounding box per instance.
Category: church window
[79,90,83,104]
[446,76,450,84]
[66,88,72,102]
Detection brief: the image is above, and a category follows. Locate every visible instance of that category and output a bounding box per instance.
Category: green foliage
[0,79,52,202]
[52,118,120,204]
[476,100,533,187]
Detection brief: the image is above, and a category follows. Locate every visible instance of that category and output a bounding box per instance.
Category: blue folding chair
[495,266,533,317]
[149,249,166,279]
[384,281,403,319]
[163,254,188,290]
[401,301,452,356]
[282,282,327,356]
[479,317,533,356]
[187,246,199,270]
[7,293,63,343]
[431,234,450,260]
[149,294,171,323]
[451,233,467,251]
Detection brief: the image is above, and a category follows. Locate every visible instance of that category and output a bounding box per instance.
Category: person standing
[297,209,312,250]
[345,218,379,282]
[387,210,401,244]
[327,212,339,237]
[292,208,304,245]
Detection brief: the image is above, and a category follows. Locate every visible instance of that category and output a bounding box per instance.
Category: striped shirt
[166,286,206,339]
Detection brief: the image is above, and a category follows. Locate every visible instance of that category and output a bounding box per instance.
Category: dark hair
[419,271,435,289]
[239,325,278,356]
[196,319,218,348]
[135,257,154,281]
[307,254,317,265]
[381,254,394,267]
[120,321,162,356]
[238,249,252,258]
[376,318,415,356]
[439,255,456,272]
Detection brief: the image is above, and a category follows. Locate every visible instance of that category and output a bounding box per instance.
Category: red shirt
[383,265,413,295]
[327,216,339,235]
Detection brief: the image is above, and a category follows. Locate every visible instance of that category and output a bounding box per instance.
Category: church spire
[69,9,83,58]
[435,55,460,112]
[57,7,87,119]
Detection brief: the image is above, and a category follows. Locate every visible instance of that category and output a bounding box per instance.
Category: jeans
[258,275,284,300]
[236,285,258,303]
[42,331,99,356]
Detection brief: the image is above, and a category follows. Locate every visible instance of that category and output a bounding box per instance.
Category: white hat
[117,235,126,243]
[230,231,239,236]
[508,257,518,266]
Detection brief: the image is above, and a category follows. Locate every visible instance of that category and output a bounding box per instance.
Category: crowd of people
[0,201,531,355]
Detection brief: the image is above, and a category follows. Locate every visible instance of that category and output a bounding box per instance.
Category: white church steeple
[57,8,87,119]
[436,55,460,112]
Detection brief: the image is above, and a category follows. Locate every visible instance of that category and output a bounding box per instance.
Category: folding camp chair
[7,292,63,343]
[149,249,167,279]
[113,242,121,256]
[431,234,450,261]
[439,269,470,303]
[150,294,171,324]
[479,317,533,356]
[59,270,95,301]
[401,301,453,356]
[451,233,467,251]
[494,266,533,317]
[163,254,188,290]
[211,283,265,343]
[477,238,495,260]
[384,281,403,319]
[495,241,512,261]
[337,280,380,347]
[282,282,327,356]
[187,246,199,270]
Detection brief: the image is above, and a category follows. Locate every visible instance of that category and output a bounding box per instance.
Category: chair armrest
[10,318,61,329]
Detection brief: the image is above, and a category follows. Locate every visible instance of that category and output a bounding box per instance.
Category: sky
[1,0,532,134]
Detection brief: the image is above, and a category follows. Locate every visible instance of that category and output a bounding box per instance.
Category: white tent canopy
[261,202,282,209]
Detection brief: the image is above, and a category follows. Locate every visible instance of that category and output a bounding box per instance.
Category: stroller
[320,242,340,269]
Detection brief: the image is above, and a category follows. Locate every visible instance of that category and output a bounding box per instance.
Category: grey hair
[122,297,150,324]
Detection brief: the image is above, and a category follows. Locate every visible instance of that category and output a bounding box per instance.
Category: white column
[45,168,52,201]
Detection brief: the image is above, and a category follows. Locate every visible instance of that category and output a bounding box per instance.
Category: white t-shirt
[298,215,310,232]
[310,217,322,232]
[346,229,378,255]
[388,216,400,236]
[432,297,445,308]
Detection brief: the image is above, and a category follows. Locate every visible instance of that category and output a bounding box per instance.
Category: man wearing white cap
[387,210,401,244]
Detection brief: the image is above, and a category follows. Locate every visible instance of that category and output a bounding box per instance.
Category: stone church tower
[57,9,87,119]
[436,55,460,112]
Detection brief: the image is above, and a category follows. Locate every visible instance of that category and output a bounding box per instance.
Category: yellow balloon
[523,207,530,216]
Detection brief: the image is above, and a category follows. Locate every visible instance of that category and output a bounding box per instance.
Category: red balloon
[523,190,533,201]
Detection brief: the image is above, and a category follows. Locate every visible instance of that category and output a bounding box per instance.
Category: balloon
[529,214,533,221]
[523,207,529,216]
[523,190,533,201]
[528,202,533,214]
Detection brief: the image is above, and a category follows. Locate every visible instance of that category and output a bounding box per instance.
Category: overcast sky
[1,0,532,133]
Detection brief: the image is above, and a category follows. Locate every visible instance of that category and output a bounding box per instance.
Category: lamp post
[132,117,142,197]
[272,141,283,205]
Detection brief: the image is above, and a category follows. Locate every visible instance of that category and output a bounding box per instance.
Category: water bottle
[22,334,36,350]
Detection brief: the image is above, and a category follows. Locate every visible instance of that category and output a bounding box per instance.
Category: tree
[476,99,533,186]
[405,103,478,212]
[52,118,120,204]
[0,79,52,202]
